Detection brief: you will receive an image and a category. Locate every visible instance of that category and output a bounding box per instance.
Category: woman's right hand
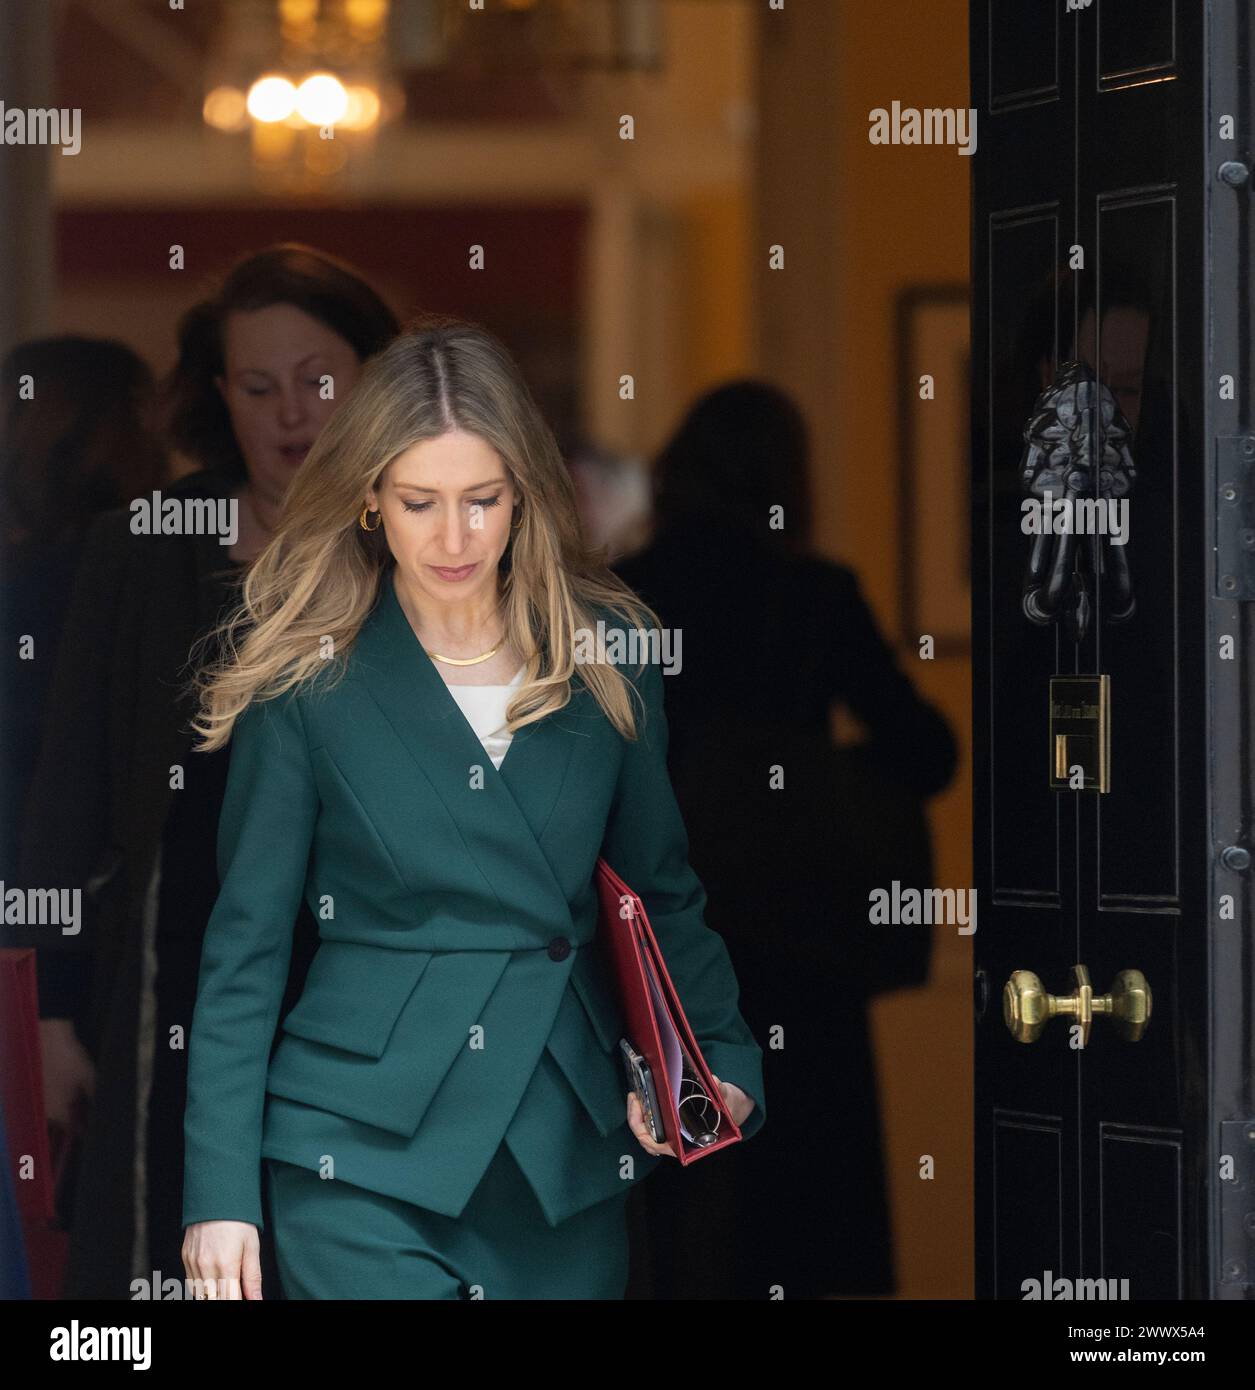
[182,1222,264,1300]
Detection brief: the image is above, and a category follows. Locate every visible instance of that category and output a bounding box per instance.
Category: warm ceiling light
[345,0,388,37]
[295,72,349,126]
[203,86,248,132]
[340,85,382,131]
[247,74,297,123]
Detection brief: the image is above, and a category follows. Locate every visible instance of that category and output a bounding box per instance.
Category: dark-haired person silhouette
[17,245,399,1298]
[616,379,958,1298]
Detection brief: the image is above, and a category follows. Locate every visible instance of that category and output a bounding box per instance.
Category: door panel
[993,1112,1064,1300]
[1097,0,1177,89]
[1078,0,1206,1300]
[1090,195,1181,907]
[1099,1125,1183,1299]
[989,210,1066,904]
[972,0,1220,1301]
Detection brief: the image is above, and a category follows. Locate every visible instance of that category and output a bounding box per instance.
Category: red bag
[0,949,74,1298]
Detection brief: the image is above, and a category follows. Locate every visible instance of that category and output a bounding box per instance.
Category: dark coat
[13,467,318,1299]
[0,535,81,881]
[615,517,958,1297]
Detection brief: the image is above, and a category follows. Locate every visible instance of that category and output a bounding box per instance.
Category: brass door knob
[1002,964,1152,1044]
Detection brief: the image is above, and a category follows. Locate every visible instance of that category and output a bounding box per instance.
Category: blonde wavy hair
[189,315,661,752]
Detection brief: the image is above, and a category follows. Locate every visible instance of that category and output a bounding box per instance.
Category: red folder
[594,856,743,1165]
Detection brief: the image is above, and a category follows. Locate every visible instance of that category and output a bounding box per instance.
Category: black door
[972,0,1252,1300]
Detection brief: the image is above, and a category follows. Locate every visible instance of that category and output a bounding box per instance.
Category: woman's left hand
[627,1089,677,1157]
[711,1073,755,1127]
[626,1072,755,1159]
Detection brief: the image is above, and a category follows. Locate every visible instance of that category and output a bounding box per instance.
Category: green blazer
[181,569,765,1232]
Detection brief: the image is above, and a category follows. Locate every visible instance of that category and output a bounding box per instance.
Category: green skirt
[264,1141,630,1300]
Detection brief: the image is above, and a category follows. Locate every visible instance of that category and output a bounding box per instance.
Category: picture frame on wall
[895,284,972,656]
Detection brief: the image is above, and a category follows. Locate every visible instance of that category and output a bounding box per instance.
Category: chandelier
[201,0,666,188]
[202,0,404,188]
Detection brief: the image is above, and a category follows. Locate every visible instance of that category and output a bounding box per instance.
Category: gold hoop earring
[359,505,382,532]
[511,506,523,531]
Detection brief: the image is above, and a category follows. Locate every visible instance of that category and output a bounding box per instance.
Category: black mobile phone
[619,1038,666,1145]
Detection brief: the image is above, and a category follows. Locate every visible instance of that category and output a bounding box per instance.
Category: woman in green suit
[179,316,765,1300]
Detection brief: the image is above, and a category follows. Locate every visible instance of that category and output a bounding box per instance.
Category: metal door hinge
[1215,437,1255,599]
[1218,1119,1255,1290]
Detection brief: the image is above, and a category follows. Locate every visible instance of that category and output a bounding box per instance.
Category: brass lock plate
[1048,675,1110,792]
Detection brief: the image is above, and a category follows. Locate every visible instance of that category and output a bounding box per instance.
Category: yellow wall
[681,187,752,394]
[674,0,973,1299]
[830,0,973,1300]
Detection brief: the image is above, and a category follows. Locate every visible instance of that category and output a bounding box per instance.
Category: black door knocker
[1019,359,1137,643]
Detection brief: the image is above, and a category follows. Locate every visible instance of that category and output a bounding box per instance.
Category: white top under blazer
[442,664,526,771]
